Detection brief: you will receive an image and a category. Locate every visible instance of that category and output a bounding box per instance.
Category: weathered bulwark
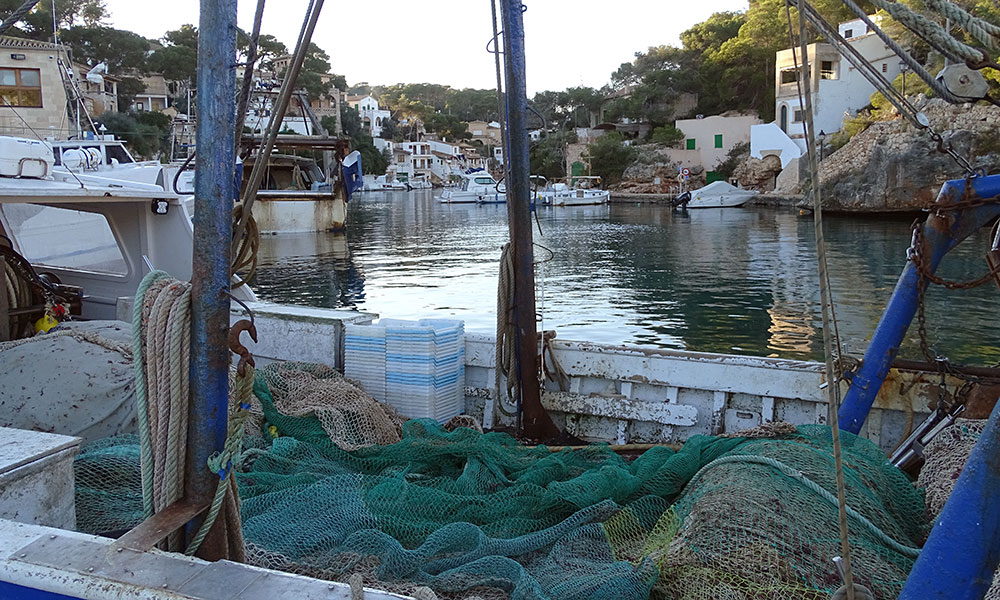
[0,427,80,529]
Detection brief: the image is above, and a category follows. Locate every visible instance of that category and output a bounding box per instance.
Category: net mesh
[74,362,930,600]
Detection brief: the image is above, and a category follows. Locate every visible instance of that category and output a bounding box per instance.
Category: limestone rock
[815,100,1000,212]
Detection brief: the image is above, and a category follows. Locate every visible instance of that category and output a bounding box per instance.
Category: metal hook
[486,30,504,55]
[229,319,258,376]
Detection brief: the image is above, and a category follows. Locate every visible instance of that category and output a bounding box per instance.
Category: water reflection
[254,190,1000,364]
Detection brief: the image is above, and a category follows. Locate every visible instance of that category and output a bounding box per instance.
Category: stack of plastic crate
[380,318,465,422]
[343,322,387,402]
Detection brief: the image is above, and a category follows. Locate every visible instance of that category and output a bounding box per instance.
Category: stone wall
[815,97,1000,212]
[614,144,688,194]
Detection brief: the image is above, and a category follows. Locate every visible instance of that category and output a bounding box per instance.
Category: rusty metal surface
[113,500,208,553]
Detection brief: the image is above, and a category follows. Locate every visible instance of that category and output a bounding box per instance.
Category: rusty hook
[229,319,258,376]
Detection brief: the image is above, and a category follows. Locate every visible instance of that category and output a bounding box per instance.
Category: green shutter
[686,138,695,150]
[714,134,723,148]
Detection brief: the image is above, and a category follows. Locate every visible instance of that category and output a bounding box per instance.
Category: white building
[674,113,762,173]
[773,15,901,147]
[348,94,391,137]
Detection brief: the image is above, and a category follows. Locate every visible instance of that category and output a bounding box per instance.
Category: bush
[94,111,169,159]
[586,132,636,185]
[649,125,684,146]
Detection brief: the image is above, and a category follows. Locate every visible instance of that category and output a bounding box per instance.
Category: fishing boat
[437,171,505,204]
[238,153,347,233]
[535,176,610,206]
[673,180,758,208]
[2,0,1000,597]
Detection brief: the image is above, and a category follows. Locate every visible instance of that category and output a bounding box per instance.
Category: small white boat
[675,180,757,209]
[437,171,505,204]
[536,177,609,206]
[408,175,432,190]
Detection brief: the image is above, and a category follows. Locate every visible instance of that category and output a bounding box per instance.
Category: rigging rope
[132,271,246,558]
[868,0,989,64]
[495,242,518,418]
[231,203,259,289]
[786,4,858,598]
[0,0,40,37]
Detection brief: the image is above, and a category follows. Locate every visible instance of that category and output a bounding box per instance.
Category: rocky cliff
[815,97,1000,212]
[614,144,692,194]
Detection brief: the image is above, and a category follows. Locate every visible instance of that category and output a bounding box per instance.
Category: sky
[102,0,748,94]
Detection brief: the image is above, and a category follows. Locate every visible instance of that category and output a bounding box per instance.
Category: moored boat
[674,180,758,209]
[437,171,505,204]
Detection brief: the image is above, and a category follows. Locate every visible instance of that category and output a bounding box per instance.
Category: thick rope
[133,270,171,519]
[868,0,986,63]
[924,0,1000,52]
[133,270,246,557]
[683,454,922,558]
[231,203,259,289]
[186,364,253,555]
[495,242,518,417]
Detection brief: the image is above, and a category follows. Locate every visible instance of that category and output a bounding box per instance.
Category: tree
[60,26,150,74]
[0,0,106,40]
[323,112,387,175]
[379,117,400,141]
[116,77,146,111]
[586,133,635,185]
[237,33,287,73]
[286,42,335,101]
[147,25,198,83]
[95,111,169,159]
[529,129,578,179]
[650,125,684,146]
[424,112,469,141]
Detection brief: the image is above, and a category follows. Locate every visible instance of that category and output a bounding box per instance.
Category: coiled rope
[133,270,247,557]
[495,242,518,417]
[231,203,259,289]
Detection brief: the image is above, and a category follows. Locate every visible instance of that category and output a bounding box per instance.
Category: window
[820,61,836,79]
[780,105,789,132]
[686,138,696,150]
[714,134,723,149]
[844,28,853,38]
[0,67,41,107]
[4,204,128,275]
[780,69,798,84]
[793,110,804,123]
[882,63,888,73]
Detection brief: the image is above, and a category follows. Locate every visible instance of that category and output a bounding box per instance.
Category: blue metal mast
[838,175,1000,433]
[185,0,238,560]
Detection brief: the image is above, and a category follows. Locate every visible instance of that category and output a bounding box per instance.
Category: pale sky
[102,0,748,94]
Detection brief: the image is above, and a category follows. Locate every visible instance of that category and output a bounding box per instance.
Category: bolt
[87,567,94,572]
[49,535,56,540]
[960,75,970,84]
[19,553,26,558]
[116,547,123,553]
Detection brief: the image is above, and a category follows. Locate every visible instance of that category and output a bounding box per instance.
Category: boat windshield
[474,177,495,186]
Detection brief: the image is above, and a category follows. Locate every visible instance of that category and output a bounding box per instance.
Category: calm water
[254,190,1000,364]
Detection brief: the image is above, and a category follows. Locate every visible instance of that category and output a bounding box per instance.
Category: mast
[186,0,237,560]
[498,0,558,439]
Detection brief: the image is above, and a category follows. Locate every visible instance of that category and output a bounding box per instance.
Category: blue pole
[899,397,1000,599]
[838,175,1000,434]
[185,0,237,559]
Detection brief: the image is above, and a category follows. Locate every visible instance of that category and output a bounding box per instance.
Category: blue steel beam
[185,0,237,559]
[838,174,1000,434]
[899,398,1000,599]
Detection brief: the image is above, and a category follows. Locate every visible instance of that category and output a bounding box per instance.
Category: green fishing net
[74,362,929,600]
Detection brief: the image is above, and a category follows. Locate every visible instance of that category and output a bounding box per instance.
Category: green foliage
[290,43,334,101]
[713,141,749,180]
[95,111,169,159]
[147,25,198,82]
[326,112,387,175]
[586,133,636,185]
[238,34,288,72]
[115,77,146,111]
[424,113,469,141]
[531,87,602,129]
[0,0,106,40]
[650,125,684,146]
[379,118,400,141]
[60,26,150,74]
[529,130,578,179]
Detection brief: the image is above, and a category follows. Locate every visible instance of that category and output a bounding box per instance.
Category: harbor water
[254,190,1000,364]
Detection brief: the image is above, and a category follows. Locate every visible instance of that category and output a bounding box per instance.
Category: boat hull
[686,194,753,208]
[253,192,348,233]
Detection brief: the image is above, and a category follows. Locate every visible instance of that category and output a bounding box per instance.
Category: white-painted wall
[750,123,805,168]
[774,32,901,142]
[675,114,762,172]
